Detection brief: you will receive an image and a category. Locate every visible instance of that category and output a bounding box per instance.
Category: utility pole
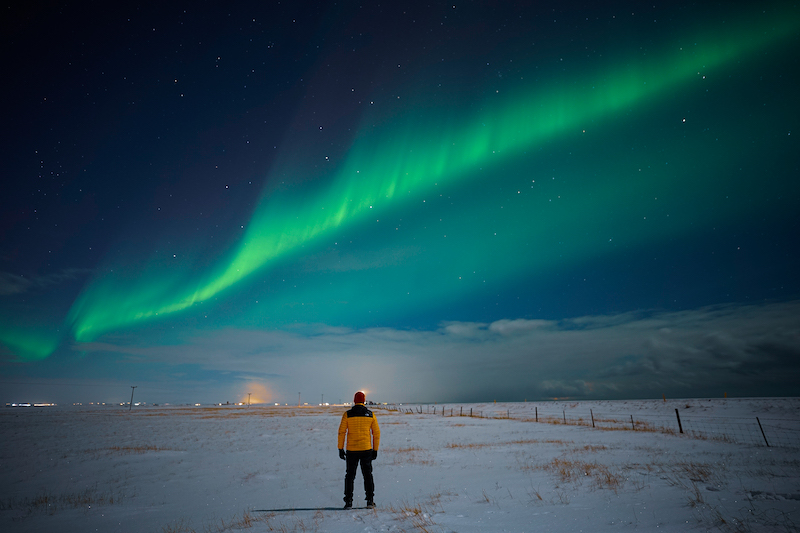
[248,392,252,407]
[321,394,324,405]
[298,392,301,406]
[129,386,137,411]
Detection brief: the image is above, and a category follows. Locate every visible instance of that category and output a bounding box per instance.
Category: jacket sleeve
[371,415,380,451]
[337,412,348,449]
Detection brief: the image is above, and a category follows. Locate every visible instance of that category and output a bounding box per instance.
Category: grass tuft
[534,458,625,492]
[389,446,435,466]
[389,499,439,532]
[1,484,128,516]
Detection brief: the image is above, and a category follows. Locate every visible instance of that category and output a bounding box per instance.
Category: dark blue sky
[2,1,799,404]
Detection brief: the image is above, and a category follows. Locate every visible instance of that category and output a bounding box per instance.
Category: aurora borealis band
[67,10,797,342]
[2,2,799,403]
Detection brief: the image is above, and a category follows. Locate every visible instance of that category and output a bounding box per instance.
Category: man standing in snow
[338,390,380,509]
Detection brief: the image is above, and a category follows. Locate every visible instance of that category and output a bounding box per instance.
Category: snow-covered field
[2,398,799,533]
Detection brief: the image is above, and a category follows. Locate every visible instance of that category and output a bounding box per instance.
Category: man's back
[338,404,380,451]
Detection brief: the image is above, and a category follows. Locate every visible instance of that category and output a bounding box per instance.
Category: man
[337,391,380,509]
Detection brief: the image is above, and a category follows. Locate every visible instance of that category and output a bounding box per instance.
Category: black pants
[344,450,374,503]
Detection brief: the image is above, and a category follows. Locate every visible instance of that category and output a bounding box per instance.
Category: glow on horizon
[57,8,798,346]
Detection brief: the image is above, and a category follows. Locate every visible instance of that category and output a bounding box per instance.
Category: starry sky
[2,1,799,405]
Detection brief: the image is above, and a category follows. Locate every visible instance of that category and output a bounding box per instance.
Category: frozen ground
[1,398,799,532]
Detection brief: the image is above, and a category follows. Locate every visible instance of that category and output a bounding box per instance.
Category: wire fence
[378,404,800,449]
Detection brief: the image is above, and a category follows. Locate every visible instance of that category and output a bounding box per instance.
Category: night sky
[2,1,799,405]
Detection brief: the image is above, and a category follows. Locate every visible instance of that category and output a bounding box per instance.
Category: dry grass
[1,484,128,516]
[384,491,453,532]
[530,413,678,435]
[575,444,607,453]
[685,430,737,444]
[389,446,435,466]
[527,485,544,502]
[445,441,493,449]
[241,471,259,483]
[674,461,714,482]
[161,509,325,533]
[388,500,440,532]
[655,459,733,527]
[446,438,572,449]
[658,460,720,491]
[596,422,677,435]
[395,446,425,453]
[106,445,173,454]
[531,458,625,492]
[82,445,177,457]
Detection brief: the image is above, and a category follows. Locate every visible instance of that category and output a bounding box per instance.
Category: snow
[2,398,799,532]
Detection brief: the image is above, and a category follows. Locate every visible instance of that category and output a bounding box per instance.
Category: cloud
[0,269,91,295]
[0,271,31,295]
[440,321,488,338]
[489,318,555,335]
[68,300,800,403]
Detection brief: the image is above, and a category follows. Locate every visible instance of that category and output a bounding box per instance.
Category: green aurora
[0,325,58,362]
[8,7,796,358]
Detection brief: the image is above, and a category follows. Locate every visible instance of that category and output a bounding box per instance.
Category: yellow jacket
[338,404,380,451]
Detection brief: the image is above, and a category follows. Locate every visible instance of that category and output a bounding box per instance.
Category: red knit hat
[354,391,366,404]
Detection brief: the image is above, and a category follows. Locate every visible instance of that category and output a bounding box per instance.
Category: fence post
[756,417,770,447]
[535,407,538,422]
[460,406,463,417]
[675,409,683,434]
[590,409,595,428]
[563,410,566,424]
[630,415,635,430]
[470,408,473,417]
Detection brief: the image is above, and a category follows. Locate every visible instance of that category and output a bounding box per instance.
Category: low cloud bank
[68,300,800,403]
